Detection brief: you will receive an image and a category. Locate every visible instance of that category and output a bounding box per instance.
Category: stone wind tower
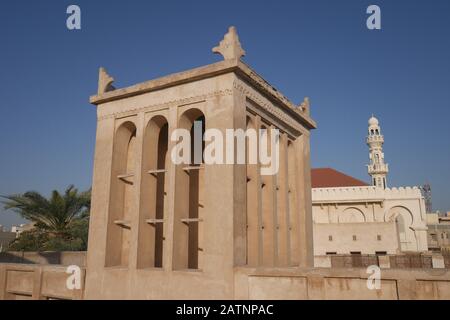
[367,115,389,189]
[84,27,316,299]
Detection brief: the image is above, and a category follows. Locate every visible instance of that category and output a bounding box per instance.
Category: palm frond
[1,186,92,235]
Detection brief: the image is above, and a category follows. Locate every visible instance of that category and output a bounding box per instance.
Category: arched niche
[137,115,169,268]
[386,206,413,226]
[386,206,415,251]
[246,115,259,266]
[259,123,276,266]
[105,121,137,267]
[173,108,205,270]
[338,207,366,223]
[287,138,299,266]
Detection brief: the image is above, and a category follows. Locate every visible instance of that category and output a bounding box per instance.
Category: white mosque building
[311,116,428,257]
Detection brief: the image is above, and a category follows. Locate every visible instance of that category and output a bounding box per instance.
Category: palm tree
[1,185,91,238]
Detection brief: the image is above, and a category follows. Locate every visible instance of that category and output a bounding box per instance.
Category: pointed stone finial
[299,97,310,115]
[212,26,246,60]
[98,67,115,95]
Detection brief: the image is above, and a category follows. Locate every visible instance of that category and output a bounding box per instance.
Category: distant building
[11,223,34,237]
[427,212,450,252]
[312,116,428,257]
[0,225,16,252]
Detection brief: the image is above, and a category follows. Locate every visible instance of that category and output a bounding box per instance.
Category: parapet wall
[314,253,450,269]
[312,186,423,203]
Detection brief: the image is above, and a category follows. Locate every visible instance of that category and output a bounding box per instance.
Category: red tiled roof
[311,168,368,188]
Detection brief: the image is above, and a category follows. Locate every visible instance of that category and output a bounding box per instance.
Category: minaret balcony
[366,135,384,144]
[367,163,389,174]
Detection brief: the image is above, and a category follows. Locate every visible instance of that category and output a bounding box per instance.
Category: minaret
[367,115,389,189]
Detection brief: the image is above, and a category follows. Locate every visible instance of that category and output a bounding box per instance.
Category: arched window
[375,153,380,164]
[106,121,137,267]
[173,109,205,270]
[137,115,169,268]
[338,208,366,223]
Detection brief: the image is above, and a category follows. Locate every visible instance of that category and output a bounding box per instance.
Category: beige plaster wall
[313,222,399,255]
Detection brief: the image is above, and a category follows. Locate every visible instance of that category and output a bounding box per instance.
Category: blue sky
[0,0,449,228]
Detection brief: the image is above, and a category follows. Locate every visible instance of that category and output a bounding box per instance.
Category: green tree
[1,185,91,251]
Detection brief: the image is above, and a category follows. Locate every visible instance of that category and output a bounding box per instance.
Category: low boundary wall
[1,258,450,300]
[0,251,86,267]
[0,264,85,300]
[235,267,450,300]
